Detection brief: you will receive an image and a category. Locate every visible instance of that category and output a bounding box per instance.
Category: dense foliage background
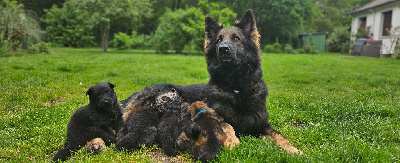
[1,0,375,53]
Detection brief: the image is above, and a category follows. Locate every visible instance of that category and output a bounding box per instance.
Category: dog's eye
[216,39,221,44]
[171,88,176,92]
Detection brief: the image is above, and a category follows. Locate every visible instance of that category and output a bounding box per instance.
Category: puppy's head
[177,101,239,162]
[86,82,118,110]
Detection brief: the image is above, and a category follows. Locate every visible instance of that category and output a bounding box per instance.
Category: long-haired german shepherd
[177,9,302,155]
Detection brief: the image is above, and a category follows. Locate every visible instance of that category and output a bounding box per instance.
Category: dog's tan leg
[261,126,303,155]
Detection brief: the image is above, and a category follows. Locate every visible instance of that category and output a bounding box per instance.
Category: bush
[297,48,305,54]
[131,31,153,50]
[263,44,274,53]
[327,26,350,53]
[1,1,43,51]
[284,44,293,54]
[112,32,132,50]
[303,44,319,54]
[27,42,50,54]
[42,2,95,47]
[272,43,282,53]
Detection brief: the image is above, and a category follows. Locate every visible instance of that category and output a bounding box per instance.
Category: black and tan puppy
[53,82,123,161]
[176,101,239,162]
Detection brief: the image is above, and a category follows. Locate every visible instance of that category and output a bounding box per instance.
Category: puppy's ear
[86,87,92,96]
[107,82,116,89]
[191,123,201,139]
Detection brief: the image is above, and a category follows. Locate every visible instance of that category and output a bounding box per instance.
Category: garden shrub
[263,44,274,53]
[272,43,282,53]
[327,26,350,53]
[297,48,305,54]
[27,42,50,54]
[284,44,293,54]
[131,31,153,50]
[1,1,43,51]
[303,44,319,54]
[112,32,132,50]
[43,2,95,47]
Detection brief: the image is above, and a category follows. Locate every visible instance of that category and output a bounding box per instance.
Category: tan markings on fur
[112,129,116,135]
[122,95,152,122]
[189,101,209,120]
[195,132,208,147]
[85,138,105,153]
[177,132,189,141]
[204,38,210,53]
[261,128,303,155]
[234,18,261,60]
[220,123,240,149]
[122,105,139,122]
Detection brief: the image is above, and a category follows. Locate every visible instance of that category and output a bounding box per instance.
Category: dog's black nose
[218,44,230,53]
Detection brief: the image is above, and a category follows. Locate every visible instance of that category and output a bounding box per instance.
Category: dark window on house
[359,17,366,29]
[382,11,392,36]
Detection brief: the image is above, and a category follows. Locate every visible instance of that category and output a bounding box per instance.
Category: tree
[18,0,65,18]
[82,0,152,52]
[153,9,190,54]
[218,0,315,45]
[42,2,96,47]
[153,0,236,53]
[43,0,151,52]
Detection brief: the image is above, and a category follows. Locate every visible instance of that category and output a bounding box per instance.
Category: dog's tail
[52,143,79,162]
[262,125,303,155]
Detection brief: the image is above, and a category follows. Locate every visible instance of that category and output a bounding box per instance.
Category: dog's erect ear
[205,17,223,40]
[107,82,116,89]
[236,9,256,34]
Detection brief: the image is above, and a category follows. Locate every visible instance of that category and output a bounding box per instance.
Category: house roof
[349,0,399,15]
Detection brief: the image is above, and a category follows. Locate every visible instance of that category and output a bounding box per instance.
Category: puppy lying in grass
[117,84,239,162]
[53,82,123,161]
[175,101,239,162]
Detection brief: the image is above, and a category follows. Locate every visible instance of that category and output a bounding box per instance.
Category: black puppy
[116,83,183,151]
[53,82,123,161]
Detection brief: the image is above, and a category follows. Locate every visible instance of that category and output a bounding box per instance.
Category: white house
[349,0,400,55]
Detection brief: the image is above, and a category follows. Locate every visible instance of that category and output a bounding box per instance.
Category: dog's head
[86,82,118,110]
[177,101,239,162]
[204,9,260,66]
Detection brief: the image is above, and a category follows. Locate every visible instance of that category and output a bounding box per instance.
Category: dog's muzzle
[217,43,236,63]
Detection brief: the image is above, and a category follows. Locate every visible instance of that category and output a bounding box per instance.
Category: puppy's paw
[85,138,105,153]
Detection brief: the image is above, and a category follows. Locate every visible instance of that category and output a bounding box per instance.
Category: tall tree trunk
[100,26,110,52]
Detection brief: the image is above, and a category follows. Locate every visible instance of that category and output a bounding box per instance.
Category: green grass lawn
[0,48,399,162]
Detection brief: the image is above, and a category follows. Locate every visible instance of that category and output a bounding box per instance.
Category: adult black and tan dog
[53,82,123,161]
[176,9,302,154]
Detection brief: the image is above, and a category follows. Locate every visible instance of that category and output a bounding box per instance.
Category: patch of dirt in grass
[44,97,65,106]
[144,148,192,163]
